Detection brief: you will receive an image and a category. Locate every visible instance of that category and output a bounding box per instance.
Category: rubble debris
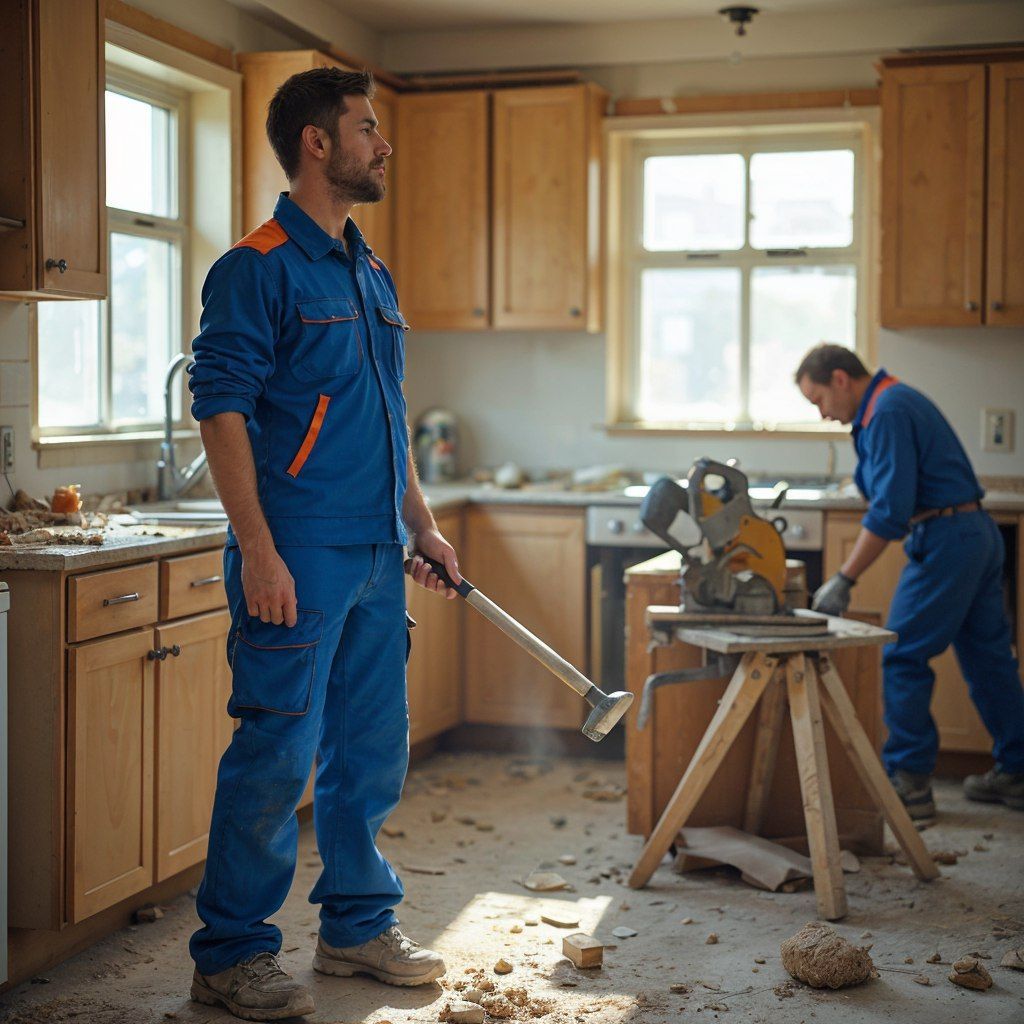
[401,863,446,875]
[611,926,638,939]
[930,850,959,865]
[582,784,626,802]
[904,957,914,964]
[431,810,448,823]
[563,933,603,969]
[705,933,719,945]
[707,1002,729,1011]
[973,843,989,853]
[524,916,539,926]
[456,815,476,826]
[438,1000,485,1023]
[509,922,523,933]
[558,854,577,865]
[133,905,163,924]
[1000,948,1024,970]
[493,959,514,975]
[550,815,567,829]
[926,952,942,964]
[669,983,691,994]
[475,822,494,832]
[754,957,766,964]
[381,825,405,838]
[541,912,580,929]
[948,956,993,991]
[780,922,874,989]
[505,759,551,780]
[465,989,484,1003]
[839,849,861,873]
[913,975,931,986]
[682,917,695,925]
[773,981,796,998]
[522,871,569,892]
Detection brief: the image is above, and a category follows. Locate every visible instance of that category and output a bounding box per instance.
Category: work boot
[190,951,315,1021]
[889,770,936,820]
[313,925,445,986]
[963,768,1024,810]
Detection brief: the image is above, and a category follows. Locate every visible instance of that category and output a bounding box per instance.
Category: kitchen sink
[129,498,227,524]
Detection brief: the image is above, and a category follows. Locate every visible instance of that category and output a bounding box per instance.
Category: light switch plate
[981,408,1015,453]
[0,425,13,474]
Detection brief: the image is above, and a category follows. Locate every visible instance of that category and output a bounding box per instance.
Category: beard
[326,144,386,205]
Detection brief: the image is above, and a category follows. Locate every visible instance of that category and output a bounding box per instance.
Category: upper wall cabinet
[880,53,1024,328]
[0,0,106,299]
[238,51,396,267]
[395,83,608,333]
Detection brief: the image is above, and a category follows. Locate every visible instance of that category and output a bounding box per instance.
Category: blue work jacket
[852,368,983,541]
[188,194,410,547]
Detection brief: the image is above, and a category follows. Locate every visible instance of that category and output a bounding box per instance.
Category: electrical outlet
[0,425,13,474]
[981,408,1015,454]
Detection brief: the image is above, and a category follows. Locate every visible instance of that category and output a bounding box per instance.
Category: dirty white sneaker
[312,925,445,986]
[191,951,315,1021]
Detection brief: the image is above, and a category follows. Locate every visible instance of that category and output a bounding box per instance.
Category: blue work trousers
[882,510,1024,776]
[190,543,410,976]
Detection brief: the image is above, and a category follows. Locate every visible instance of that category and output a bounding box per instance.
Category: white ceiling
[323,0,1002,33]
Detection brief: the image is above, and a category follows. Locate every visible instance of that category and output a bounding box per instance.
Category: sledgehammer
[417,557,634,741]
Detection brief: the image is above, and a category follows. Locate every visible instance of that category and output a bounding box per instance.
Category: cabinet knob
[147,647,168,661]
[168,644,182,657]
[45,258,68,274]
[472,307,485,318]
[965,300,979,312]
[991,301,1004,312]
[569,307,582,317]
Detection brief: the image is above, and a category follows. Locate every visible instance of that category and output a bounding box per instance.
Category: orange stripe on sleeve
[286,395,331,477]
[232,219,289,255]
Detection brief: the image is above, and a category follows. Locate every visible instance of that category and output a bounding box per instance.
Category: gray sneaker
[890,770,936,820]
[963,768,1024,810]
[312,925,445,986]
[191,951,315,1021]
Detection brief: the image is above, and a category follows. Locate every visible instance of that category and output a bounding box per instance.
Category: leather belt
[909,500,981,526]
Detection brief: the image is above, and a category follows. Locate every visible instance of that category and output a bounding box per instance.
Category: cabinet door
[395,91,489,329]
[154,610,234,882]
[492,85,604,331]
[463,508,585,728]
[36,0,106,297]
[406,510,463,745]
[986,61,1024,326]
[67,630,154,923]
[880,64,986,327]
[824,511,992,753]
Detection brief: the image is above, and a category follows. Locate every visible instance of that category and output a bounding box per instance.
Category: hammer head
[582,690,635,742]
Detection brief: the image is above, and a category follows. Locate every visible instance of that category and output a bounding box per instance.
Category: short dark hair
[266,67,375,179]
[794,343,870,385]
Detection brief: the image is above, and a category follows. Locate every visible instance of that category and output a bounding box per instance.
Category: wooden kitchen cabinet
[394,90,490,329]
[880,51,1024,327]
[66,630,155,924]
[491,85,606,331]
[154,610,234,882]
[0,0,107,298]
[238,50,396,265]
[462,506,585,729]
[406,510,464,745]
[824,510,1022,754]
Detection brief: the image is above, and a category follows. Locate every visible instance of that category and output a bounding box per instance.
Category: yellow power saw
[641,458,791,617]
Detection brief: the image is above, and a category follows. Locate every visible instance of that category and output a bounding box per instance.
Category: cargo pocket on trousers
[230,608,324,715]
[405,611,416,666]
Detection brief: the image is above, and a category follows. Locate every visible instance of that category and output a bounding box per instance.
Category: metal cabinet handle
[965,300,979,312]
[103,592,140,606]
[991,301,1004,312]
[45,258,68,274]
[190,575,223,588]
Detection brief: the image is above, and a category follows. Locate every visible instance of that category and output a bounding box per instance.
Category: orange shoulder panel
[232,219,289,255]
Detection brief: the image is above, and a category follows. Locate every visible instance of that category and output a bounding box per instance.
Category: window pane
[111,233,175,424]
[37,302,103,428]
[106,91,173,216]
[643,154,745,251]
[750,149,854,249]
[639,268,741,423]
[749,265,857,423]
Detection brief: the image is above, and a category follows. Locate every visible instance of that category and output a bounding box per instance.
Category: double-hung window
[612,121,871,430]
[37,69,187,435]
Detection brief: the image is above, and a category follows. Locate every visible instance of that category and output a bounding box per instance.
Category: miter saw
[641,458,792,617]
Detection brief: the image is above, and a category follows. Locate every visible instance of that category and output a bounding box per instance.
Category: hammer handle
[420,556,594,700]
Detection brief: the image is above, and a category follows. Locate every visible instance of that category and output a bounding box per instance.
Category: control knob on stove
[606,518,624,535]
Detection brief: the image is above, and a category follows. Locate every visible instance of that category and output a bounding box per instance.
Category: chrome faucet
[157,353,209,501]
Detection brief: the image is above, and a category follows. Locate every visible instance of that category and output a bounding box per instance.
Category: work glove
[812,572,855,616]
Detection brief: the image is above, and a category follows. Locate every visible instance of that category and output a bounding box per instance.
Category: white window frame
[605,110,879,436]
[36,68,189,438]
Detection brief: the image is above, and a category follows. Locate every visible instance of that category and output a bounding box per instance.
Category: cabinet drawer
[68,563,159,642]
[160,550,227,620]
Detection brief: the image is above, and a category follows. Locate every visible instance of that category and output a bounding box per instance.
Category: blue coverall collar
[852,367,891,431]
[273,192,368,262]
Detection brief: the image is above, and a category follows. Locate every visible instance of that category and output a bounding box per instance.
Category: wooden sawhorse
[628,613,940,919]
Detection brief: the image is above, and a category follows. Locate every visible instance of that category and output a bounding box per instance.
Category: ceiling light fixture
[718,5,760,37]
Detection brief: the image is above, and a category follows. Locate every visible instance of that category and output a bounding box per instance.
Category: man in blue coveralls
[186,68,459,1020]
[796,343,1024,821]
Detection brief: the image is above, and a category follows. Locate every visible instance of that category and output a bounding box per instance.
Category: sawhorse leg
[742,675,788,834]
[628,651,777,889]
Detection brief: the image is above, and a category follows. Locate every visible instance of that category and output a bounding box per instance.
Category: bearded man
[186,68,459,1020]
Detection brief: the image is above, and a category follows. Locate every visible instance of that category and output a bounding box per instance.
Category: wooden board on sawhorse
[628,613,940,920]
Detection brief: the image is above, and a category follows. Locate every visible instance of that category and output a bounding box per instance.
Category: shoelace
[241,952,289,982]
[379,926,419,954]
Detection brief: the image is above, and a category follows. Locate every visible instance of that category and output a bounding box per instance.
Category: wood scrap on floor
[561,933,602,969]
[948,956,993,990]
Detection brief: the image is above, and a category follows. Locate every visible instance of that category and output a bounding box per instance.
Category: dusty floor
[1,751,1022,1024]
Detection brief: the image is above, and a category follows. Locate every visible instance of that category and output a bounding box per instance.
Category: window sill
[33,428,201,470]
[600,421,851,439]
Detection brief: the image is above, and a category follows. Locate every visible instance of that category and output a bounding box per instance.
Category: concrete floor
[1,751,1022,1024]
